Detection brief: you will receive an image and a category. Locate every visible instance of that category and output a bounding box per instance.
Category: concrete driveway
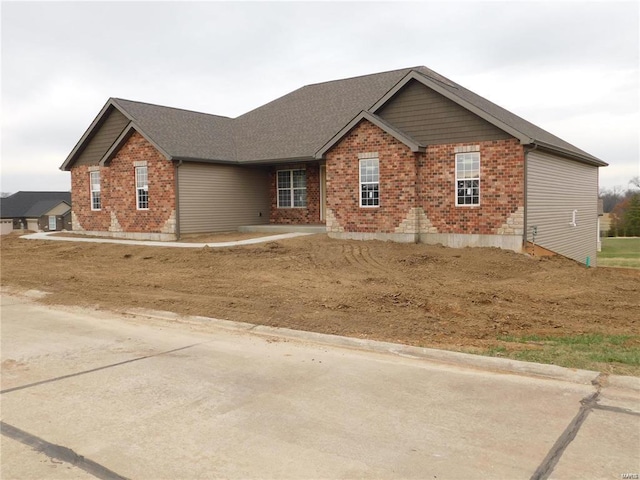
[1,292,639,479]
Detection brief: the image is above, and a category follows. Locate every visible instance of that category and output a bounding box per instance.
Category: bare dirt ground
[1,233,638,367]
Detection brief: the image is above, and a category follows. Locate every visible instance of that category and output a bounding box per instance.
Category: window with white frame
[277,169,307,208]
[90,171,101,210]
[135,166,149,210]
[359,158,379,207]
[455,152,480,206]
[48,216,56,230]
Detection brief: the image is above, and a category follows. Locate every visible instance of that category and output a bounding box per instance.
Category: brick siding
[325,120,419,233]
[420,139,525,234]
[325,119,525,235]
[71,131,176,234]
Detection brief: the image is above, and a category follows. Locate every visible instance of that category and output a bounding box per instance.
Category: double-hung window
[277,169,306,208]
[359,158,379,207]
[455,152,480,206]
[90,171,101,210]
[135,166,149,210]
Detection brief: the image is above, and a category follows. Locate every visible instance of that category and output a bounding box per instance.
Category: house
[0,191,72,234]
[60,66,607,265]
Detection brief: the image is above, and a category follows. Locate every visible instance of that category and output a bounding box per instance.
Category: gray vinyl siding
[526,150,599,266]
[75,108,129,166]
[377,79,512,144]
[178,163,270,234]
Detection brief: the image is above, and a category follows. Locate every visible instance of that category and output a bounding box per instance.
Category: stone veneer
[71,131,177,240]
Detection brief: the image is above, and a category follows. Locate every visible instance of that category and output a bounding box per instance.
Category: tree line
[600,177,640,237]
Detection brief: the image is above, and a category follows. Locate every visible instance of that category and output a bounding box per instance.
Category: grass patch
[598,237,640,269]
[483,333,640,376]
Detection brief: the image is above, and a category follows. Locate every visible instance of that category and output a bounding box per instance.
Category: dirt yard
[1,233,638,363]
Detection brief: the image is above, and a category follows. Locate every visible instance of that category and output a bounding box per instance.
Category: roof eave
[99,124,172,166]
[532,142,608,167]
[60,98,119,171]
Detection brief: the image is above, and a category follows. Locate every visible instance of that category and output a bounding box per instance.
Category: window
[135,166,149,210]
[48,216,56,230]
[359,158,379,207]
[277,169,306,208]
[456,152,480,205]
[90,171,101,210]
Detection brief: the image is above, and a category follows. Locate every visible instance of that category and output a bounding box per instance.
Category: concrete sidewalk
[2,293,639,479]
[20,230,315,248]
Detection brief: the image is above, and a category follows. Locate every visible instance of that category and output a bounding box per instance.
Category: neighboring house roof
[60,66,607,170]
[0,192,71,219]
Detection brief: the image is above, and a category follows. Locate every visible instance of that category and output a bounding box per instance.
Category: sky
[1,1,639,194]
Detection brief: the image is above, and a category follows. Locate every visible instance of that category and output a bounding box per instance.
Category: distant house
[60,66,607,265]
[0,191,71,234]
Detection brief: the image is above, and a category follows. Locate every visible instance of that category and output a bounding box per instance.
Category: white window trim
[135,166,149,210]
[89,171,101,211]
[455,152,481,207]
[359,157,380,208]
[48,215,57,230]
[276,169,307,208]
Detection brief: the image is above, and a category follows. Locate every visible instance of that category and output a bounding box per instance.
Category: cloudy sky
[1,1,638,194]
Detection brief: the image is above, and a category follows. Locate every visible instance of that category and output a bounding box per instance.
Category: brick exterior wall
[325,119,525,237]
[71,131,176,235]
[269,163,322,224]
[420,139,525,234]
[325,120,418,233]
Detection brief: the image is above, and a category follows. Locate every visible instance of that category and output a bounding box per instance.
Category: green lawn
[482,334,640,376]
[598,237,640,269]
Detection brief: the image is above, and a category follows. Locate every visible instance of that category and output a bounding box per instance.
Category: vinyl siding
[526,150,599,266]
[377,79,512,144]
[75,108,129,166]
[178,163,270,234]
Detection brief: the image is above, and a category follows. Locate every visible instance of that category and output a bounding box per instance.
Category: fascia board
[534,143,608,167]
[59,99,117,171]
[99,123,172,166]
[370,71,534,146]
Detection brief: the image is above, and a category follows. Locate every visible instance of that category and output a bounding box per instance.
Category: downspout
[523,143,538,251]
[174,159,183,240]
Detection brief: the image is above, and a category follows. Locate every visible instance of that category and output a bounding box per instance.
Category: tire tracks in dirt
[341,244,391,274]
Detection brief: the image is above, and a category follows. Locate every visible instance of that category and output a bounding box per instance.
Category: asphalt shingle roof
[0,192,71,218]
[111,99,236,162]
[65,66,604,168]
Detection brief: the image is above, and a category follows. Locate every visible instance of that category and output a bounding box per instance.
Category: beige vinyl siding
[526,150,599,266]
[75,108,129,166]
[44,202,71,216]
[178,163,270,234]
[377,79,512,144]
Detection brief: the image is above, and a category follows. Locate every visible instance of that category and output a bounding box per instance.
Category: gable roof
[61,66,606,170]
[370,69,605,165]
[0,191,71,219]
[315,111,426,159]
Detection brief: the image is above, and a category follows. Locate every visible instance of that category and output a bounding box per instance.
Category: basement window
[455,152,480,206]
[277,169,307,208]
[90,171,101,210]
[136,166,149,210]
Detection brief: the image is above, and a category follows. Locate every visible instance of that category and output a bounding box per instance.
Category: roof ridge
[303,66,420,88]
[112,98,232,120]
